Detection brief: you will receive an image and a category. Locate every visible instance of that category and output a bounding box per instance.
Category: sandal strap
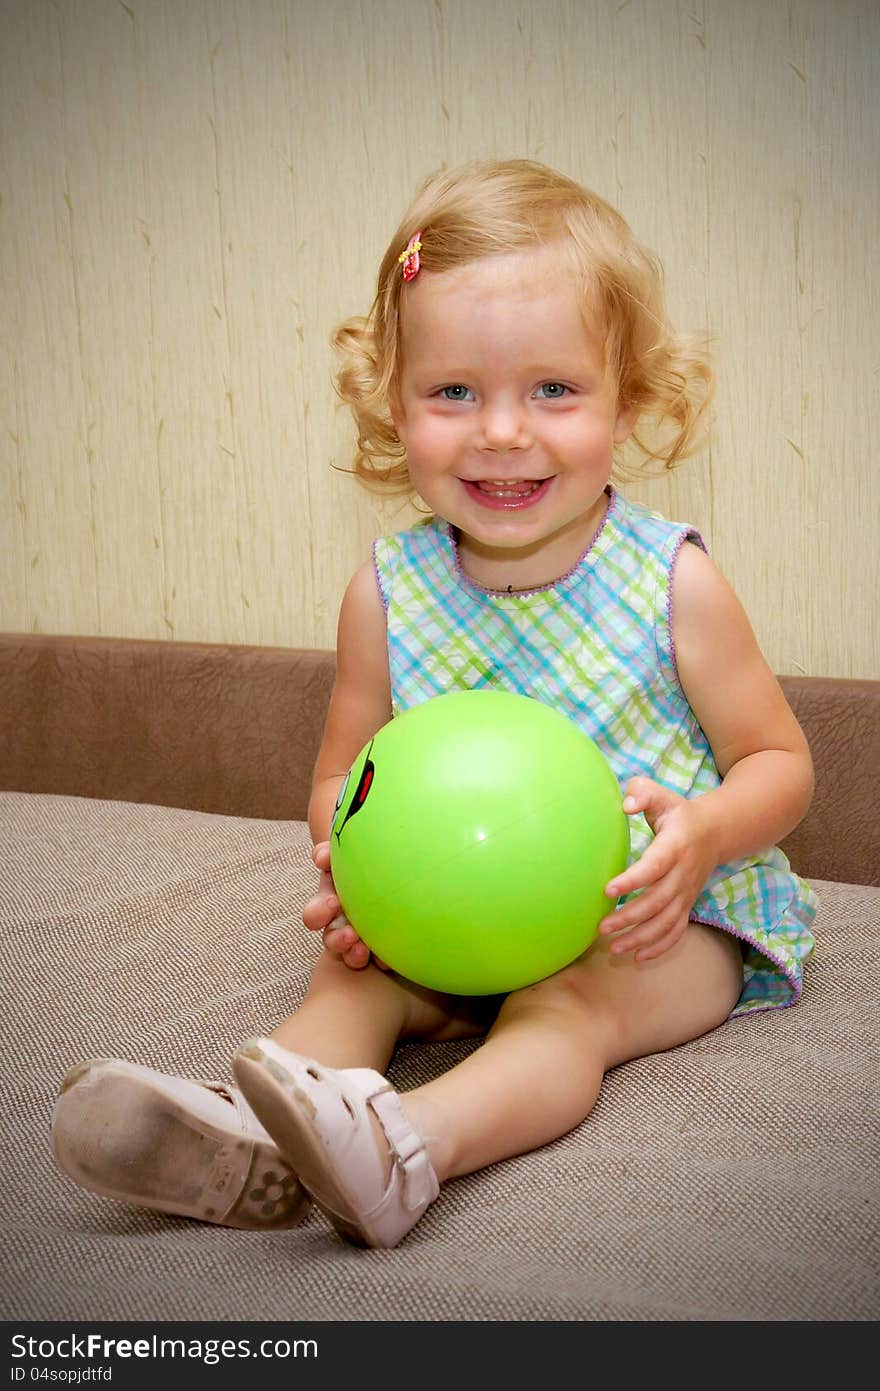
[197,1135,256,1221]
[349,1070,439,1215]
[192,1079,265,1140]
[185,1080,259,1222]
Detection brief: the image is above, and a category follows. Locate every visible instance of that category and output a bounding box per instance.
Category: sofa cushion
[1,791,878,1321]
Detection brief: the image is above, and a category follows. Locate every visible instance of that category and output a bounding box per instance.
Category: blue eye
[536,382,569,399]
[441,385,473,401]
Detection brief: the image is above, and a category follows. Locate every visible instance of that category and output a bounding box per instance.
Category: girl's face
[391,245,636,590]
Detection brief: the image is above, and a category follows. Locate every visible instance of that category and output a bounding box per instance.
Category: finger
[621,777,680,830]
[608,904,687,957]
[342,940,371,970]
[322,921,358,955]
[631,908,690,960]
[302,894,341,931]
[303,892,340,920]
[301,906,322,932]
[312,841,332,871]
[599,880,677,936]
[604,887,681,943]
[606,842,679,899]
[621,774,662,807]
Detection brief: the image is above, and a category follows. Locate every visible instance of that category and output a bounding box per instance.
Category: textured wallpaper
[1,0,877,677]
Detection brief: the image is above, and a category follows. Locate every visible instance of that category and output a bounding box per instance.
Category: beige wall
[1,0,877,677]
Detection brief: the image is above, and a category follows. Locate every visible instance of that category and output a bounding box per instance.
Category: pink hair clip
[399,230,423,282]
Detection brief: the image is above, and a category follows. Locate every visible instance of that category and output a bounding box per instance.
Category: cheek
[404,415,461,468]
[551,413,615,457]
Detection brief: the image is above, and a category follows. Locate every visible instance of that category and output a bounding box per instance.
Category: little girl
[52,158,818,1249]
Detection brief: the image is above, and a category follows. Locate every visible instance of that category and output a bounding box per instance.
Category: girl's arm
[308,559,392,841]
[302,560,393,968]
[599,541,814,961]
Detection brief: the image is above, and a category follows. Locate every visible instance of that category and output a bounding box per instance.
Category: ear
[613,401,639,445]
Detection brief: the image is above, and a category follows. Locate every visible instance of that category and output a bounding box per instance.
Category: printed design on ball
[333,741,376,843]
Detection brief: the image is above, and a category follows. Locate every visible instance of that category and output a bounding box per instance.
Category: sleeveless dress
[372,488,818,1016]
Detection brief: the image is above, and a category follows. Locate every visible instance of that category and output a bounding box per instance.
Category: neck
[453,490,612,593]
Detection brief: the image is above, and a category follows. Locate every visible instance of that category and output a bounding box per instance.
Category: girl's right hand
[302,841,388,972]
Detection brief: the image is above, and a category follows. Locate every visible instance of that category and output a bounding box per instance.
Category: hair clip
[399,230,423,282]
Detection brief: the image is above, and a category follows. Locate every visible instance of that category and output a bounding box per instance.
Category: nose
[478,398,529,451]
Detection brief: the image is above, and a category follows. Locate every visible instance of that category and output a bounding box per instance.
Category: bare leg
[231,924,742,1246]
[400,924,743,1181]
[51,950,495,1230]
[270,949,499,1071]
[227,953,502,1245]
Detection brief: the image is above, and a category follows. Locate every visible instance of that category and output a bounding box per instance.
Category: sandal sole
[52,1059,309,1230]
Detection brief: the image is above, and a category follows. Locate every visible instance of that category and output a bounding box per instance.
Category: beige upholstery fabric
[2,791,878,1322]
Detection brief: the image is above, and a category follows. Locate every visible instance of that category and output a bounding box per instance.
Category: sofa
[1,631,878,1323]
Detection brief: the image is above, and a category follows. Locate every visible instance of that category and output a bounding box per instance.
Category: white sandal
[232,1039,439,1248]
[52,1058,310,1229]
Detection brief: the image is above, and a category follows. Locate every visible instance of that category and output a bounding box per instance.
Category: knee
[498,962,620,1047]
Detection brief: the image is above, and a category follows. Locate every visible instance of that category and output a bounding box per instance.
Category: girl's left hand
[598,777,720,961]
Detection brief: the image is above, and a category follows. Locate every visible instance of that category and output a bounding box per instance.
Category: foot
[51,1058,310,1229]
[232,1039,439,1248]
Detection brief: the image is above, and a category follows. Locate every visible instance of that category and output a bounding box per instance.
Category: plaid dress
[373,488,818,1014]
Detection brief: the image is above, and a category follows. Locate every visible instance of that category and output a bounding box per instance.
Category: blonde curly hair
[332,158,713,496]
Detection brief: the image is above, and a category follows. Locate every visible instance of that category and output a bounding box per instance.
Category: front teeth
[477,479,540,495]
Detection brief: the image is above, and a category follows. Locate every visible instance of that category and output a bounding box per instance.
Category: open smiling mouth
[463,478,553,510]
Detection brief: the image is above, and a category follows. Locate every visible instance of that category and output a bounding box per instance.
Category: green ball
[329,690,629,995]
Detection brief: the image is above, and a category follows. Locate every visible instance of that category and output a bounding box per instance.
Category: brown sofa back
[0,634,334,824]
[1,633,877,885]
[777,675,878,886]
